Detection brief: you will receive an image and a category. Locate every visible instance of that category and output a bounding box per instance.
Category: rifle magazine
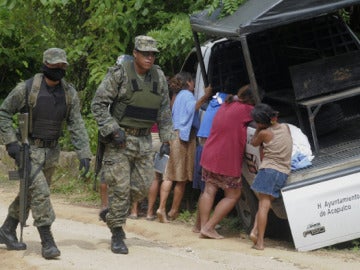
[8,170,20,180]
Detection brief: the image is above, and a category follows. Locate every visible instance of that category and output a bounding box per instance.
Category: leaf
[141,8,148,16]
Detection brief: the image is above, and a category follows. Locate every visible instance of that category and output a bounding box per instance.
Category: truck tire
[235,177,258,233]
[264,210,289,238]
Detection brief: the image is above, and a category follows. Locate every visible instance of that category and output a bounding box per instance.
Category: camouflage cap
[134,35,159,52]
[43,48,69,65]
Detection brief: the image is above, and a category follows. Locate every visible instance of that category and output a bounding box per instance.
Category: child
[249,103,292,250]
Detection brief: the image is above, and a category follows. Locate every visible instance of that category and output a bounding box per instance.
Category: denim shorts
[251,168,288,198]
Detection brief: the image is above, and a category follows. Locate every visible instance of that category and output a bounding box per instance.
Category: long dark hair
[225,84,255,105]
[251,103,279,126]
[168,72,193,95]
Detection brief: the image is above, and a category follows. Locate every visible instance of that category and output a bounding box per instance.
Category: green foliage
[148,14,193,75]
[0,0,240,104]
[351,239,360,251]
[59,114,98,154]
[205,0,245,18]
[339,8,351,23]
[177,209,244,236]
[50,166,100,206]
[222,0,246,15]
[177,209,195,223]
[51,174,78,194]
[219,216,243,234]
[0,3,49,92]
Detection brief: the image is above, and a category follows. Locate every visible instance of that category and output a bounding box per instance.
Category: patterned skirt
[202,168,242,189]
[163,130,196,182]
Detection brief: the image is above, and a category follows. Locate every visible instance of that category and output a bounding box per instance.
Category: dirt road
[1,185,359,270]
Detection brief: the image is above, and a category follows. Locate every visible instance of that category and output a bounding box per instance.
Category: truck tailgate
[282,138,360,251]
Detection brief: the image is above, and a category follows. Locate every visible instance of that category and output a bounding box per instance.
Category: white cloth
[288,124,314,161]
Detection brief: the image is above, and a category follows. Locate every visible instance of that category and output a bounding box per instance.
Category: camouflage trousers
[102,134,154,229]
[8,145,59,227]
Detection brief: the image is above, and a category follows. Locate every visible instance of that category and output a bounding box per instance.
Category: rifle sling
[29,160,45,185]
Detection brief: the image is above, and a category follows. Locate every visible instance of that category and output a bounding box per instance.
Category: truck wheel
[265,210,292,240]
[235,178,258,233]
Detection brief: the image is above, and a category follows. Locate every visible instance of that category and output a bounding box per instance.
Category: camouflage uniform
[91,36,173,229]
[0,49,91,227]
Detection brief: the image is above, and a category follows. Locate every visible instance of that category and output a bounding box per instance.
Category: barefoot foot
[252,244,264,250]
[249,232,258,245]
[167,211,179,221]
[156,209,169,223]
[200,228,224,239]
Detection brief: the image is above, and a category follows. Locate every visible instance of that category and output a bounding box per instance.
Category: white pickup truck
[185,0,360,251]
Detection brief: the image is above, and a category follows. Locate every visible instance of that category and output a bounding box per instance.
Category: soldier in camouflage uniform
[0,48,92,259]
[91,35,174,254]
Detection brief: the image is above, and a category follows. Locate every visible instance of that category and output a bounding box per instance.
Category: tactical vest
[111,61,162,128]
[25,73,72,140]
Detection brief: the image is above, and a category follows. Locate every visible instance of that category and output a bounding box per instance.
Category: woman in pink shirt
[198,85,255,239]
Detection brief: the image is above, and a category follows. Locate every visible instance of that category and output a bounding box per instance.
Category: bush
[59,114,98,155]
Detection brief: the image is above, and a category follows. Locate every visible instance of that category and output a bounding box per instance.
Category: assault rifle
[93,131,105,191]
[8,113,31,243]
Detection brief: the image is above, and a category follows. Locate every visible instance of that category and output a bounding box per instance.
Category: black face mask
[42,64,66,81]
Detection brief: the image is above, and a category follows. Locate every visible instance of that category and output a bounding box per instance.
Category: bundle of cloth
[288,124,314,171]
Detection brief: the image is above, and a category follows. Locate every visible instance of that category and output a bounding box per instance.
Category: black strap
[152,82,158,94]
[131,79,140,91]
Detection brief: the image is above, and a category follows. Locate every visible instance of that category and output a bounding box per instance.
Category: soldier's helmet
[134,35,159,52]
[43,48,69,65]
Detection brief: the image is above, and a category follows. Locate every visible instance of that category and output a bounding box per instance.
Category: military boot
[0,216,27,250]
[37,226,61,259]
[111,227,128,254]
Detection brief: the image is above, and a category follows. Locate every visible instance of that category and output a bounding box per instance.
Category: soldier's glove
[159,143,170,157]
[6,142,21,166]
[79,158,90,177]
[112,128,126,147]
